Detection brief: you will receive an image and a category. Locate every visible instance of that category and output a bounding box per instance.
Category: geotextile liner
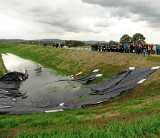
[59,72,98,84]
[0,71,28,81]
[0,67,159,114]
[0,71,28,90]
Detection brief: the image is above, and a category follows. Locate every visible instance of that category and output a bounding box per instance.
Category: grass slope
[0,43,160,138]
[0,43,160,81]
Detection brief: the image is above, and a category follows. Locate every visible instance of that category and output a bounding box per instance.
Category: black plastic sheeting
[64,67,155,108]
[59,72,98,84]
[0,67,158,114]
[0,71,28,90]
[0,71,28,81]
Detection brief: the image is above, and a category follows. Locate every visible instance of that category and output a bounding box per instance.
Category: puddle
[1,53,81,107]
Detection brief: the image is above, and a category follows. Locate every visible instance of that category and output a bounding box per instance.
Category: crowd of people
[42,42,160,55]
[91,44,160,55]
[54,43,65,48]
[43,42,69,48]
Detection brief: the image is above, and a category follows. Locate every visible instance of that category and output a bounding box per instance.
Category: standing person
[91,45,94,51]
[60,43,63,48]
[156,44,160,55]
[137,44,140,54]
[140,45,143,54]
[142,45,147,55]
[123,44,127,53]
[107,44,111,52]
[151,44,153,54]
[98,44,101,52]
[95,44,98,51]
[119,44,123,52]
[127,44,130,53]
[130,44,133,53]
[133,44,135,53]
[55,43,59,48]
[148,45,151,55]
[135,44,138,54]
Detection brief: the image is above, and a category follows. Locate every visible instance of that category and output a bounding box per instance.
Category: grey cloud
[0,0,98,34]
[30,11,82,33]
[82,0,160,28]
[28,5,102,33]
[40,19,100,33]
[30,6,49,14]
[29,8,97,33]
[82,0,127,7]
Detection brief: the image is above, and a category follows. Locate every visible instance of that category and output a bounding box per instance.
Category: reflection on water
[1,53,81,100]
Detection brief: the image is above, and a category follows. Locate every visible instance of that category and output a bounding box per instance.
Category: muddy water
[1,53,81,110]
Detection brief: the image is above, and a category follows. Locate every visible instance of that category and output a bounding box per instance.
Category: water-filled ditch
[0,53,158,114]
[0,53,81,113]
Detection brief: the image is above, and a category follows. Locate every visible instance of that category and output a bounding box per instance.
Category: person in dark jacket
[55,43,59,48]
[142,45,147,55]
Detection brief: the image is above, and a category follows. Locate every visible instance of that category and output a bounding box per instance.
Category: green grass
[16,115,160,138]
[118,99,160,114]
[0,108,92,129]
[113,99,143,107]
[0,118,19,129]
[146,55,160,62]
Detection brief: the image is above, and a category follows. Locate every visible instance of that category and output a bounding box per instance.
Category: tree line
[120,33,146,45]
[1,33,146,47]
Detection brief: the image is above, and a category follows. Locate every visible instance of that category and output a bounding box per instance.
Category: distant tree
[65,40,85,47]
[132,33,146,44]
[65,40,72,47]
[120,34,133,44]
[108,40,119,45]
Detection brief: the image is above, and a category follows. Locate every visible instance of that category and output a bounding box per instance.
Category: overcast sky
[0,0,160,43]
